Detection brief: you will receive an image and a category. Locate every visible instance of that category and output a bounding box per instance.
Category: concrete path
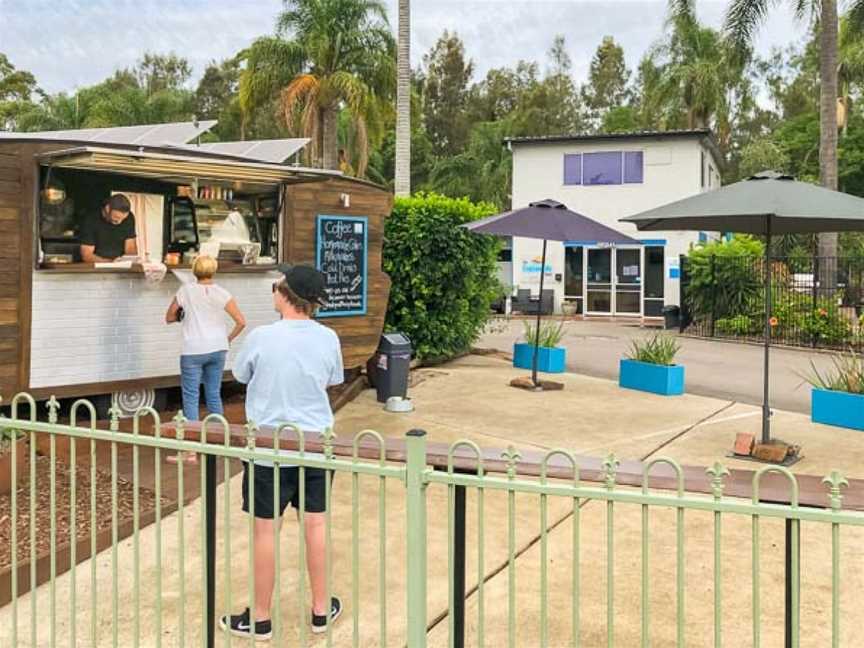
[3,355,862,647]
[479,318,840,414]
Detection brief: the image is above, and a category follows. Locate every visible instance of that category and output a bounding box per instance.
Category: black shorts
[241,463,331,519]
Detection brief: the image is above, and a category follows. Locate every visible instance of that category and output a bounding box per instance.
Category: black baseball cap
[276,264,329,306]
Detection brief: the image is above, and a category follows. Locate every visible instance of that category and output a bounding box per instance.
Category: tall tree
[195,58,244,140]
[239,0,394,174]
[395,0,411,196]
[581,36,630,126]
[422,31,474,156]
[717,0,840,261]
[134,52,193,95]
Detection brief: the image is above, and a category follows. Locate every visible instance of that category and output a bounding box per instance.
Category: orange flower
[769,317,779,327]
[818,308,828,317]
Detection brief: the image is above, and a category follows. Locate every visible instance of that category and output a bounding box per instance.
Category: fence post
[406,429,429,648]
[709,254,717,338]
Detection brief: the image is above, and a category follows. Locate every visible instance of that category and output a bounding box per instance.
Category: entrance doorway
[566,245,649,316]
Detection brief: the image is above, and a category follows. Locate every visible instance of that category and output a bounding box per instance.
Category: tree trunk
[322,106,339,170]
[818,0,840,288]
[394,0,412,197]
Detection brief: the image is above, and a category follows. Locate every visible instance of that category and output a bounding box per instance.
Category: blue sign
[315,215,368,317]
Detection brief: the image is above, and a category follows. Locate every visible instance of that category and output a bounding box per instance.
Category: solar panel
[186,138,310,163]
[0,120,217,145]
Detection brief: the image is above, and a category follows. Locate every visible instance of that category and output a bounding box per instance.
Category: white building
[505,129,723,318]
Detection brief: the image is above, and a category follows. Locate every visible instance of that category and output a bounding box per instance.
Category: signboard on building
[315,214,368,316]
[519,255,554,284]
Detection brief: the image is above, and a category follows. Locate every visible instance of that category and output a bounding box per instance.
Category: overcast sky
[0,0,807,95]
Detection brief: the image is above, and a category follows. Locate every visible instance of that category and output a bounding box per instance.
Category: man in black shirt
[79,193,138,262]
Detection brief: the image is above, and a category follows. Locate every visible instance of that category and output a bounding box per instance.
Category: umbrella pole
[531,239,548,388]
[762,219,773,443]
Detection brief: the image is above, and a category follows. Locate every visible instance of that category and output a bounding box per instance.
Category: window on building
[563,154,582,185]
[583,152,622,185]
[623,151,643,183]
[708,165,715,187]
[700,151,706,187]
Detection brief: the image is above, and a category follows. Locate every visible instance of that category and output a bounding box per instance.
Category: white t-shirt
[232,319,344,465]
[175,282,232,356]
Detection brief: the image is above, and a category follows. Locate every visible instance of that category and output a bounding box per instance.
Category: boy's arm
[328,337,345,387]
[232,330,257,384]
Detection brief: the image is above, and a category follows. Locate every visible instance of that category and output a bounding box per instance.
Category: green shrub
[803,351,864,394]
[716,314,756,336]
[383,193,501,360]
[685,236,764,321]
[521,319,565,348]
[627,333,680,366]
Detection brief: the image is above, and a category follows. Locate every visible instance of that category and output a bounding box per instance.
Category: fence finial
[172,411,187,441]
[108,403,121,432]
[602,453,620,490]
[706,462,730,499]
[822,470,849,511]
[245,421,258,450]
[46,395,60,424]
[502,445,521,479]
[322,427,335,461]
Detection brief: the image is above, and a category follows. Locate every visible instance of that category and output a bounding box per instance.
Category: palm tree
[239,0,395,175]
[394,0,411,196]
[700,0,840,261]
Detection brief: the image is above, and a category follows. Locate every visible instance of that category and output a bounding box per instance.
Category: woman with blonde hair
[165,255,246,464]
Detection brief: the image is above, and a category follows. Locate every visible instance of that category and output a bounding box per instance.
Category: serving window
[37,165,282,269]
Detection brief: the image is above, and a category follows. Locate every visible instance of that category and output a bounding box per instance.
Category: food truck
[0,122,392,414]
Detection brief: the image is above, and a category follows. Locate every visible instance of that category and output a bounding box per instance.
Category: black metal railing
[679,255,864,352]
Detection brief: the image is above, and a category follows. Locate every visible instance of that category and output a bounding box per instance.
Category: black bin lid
[378,333,412,352]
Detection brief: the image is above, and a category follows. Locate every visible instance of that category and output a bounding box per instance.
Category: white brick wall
[30,271,281,389]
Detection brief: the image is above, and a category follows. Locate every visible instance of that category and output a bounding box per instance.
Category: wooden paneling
[0,206,19,220]
[283,177,392,369]
[17,144,36,394]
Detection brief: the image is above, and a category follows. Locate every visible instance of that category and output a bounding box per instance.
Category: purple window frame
[563,154,582,185]
[583,152,623,185]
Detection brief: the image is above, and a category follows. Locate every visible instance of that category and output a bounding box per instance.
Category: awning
[36,146,341,187]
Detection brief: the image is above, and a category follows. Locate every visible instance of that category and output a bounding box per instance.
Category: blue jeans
[180,351,227,421]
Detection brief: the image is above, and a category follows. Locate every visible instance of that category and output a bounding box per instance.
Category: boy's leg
[303,512,328,615]
[253,518,278,621]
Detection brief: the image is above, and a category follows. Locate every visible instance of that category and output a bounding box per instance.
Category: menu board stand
[315,214,368,317]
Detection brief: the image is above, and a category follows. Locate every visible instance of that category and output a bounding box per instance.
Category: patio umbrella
[621,171,864,443]
[464,198,639,388]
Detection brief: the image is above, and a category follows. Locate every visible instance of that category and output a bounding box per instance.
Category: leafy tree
[581,36,631,126]
[384,193,500,360]
[195,58,244,141]
[239,0,394,175]
[422,31,474,156]
[134,52,192,95]
[738,138,791,177]
[0,54,41,130]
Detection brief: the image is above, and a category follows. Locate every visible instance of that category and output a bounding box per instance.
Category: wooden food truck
[0,122,392,414]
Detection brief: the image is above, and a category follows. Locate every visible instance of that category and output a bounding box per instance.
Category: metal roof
[183,138,310,163]
[504,128,723,167]
[0,120,217,146]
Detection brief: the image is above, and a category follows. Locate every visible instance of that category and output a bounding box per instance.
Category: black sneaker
[311,597,342,634]
[219,608,273,641]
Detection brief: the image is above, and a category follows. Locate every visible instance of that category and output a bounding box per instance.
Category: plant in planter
[513,320,566,373]
[619,333,685,396]
[805,351,864,430]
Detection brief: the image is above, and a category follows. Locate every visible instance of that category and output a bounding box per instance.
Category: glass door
[643,246,665,316]
[615,248,642,315]
[564,246,583,314]
[586,247,612,314]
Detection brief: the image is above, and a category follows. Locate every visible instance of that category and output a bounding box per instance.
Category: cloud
[0,0,807,94]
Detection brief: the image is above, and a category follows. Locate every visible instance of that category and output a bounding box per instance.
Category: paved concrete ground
[479,318,840,414]
[3,356,863,646]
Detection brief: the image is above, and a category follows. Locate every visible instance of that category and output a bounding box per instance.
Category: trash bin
[374,333,412,403]
[662,305,681,330]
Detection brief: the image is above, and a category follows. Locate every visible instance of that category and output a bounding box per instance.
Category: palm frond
[724,0,770,50]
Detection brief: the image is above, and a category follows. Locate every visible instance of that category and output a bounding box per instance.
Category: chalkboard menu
[315,215,368,317]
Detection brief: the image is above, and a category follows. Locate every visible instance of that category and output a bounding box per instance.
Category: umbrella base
[726,438,802,467]
[510,376,565,391]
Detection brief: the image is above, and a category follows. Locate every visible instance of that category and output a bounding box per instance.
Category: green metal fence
[1,392,864,647]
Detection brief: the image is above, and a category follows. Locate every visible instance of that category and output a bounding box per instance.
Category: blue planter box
[619,359,685,396]
[812,388,864,431]
[513,343,566,373]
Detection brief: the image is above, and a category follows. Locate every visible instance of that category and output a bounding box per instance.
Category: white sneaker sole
[218,617,272,642]
[311,604,342,634]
